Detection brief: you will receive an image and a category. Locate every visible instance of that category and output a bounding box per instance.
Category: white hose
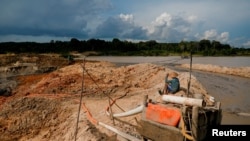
[98,122,141,141]
[236,112,250,117]
[106,105,144,117]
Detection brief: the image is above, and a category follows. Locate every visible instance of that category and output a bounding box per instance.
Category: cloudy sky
[0,0,250,48]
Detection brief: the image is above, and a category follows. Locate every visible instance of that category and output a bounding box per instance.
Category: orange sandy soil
[0,54,216,141]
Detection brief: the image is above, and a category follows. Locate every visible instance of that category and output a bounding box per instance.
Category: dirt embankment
[180,63,250,78]
[0,54,213,141]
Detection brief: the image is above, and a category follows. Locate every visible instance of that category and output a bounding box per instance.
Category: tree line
[0,38,249,56]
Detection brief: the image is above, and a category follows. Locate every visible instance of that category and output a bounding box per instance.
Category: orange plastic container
[145,103,181,127]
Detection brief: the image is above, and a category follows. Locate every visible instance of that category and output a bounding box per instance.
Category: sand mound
[180,64,250,78]
[0,61,212,141]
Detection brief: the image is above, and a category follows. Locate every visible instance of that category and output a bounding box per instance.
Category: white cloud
[218,32,229,43]
[154,13,172,27]
[199,29,229,43]
[119,14,134,23]
[145,12,193,42]
[203,29,218,39]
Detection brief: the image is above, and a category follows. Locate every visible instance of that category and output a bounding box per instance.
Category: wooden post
[192,106,199,141]
[187,51,193,97]
[143,95,148,106]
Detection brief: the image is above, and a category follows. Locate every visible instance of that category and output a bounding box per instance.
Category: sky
[0,0,250,48]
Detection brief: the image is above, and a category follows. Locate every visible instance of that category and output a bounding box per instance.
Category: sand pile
[0,61,213,141]
[180,64,250,78]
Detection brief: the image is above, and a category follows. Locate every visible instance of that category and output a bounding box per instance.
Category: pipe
[236,112,250,117]
[162,95,205,107]
[98,122,141,141]
[106,105,144,117]
[82,101,141,141]
[106,95,147,117]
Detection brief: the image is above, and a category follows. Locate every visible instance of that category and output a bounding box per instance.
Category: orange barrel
[145,103,181,127]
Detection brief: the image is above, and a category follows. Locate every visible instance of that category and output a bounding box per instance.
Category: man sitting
[159,72,180,95]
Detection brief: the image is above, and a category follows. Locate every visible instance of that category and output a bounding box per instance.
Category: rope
[83,65,126,112]
[74,57,86,141]
[180,115,194,141]
[74,56,128,140]
[81,102,98,125]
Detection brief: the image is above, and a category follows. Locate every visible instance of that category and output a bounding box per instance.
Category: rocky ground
[0,54,214,141]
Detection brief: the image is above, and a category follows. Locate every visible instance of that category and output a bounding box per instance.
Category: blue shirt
[165,77,180,93]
